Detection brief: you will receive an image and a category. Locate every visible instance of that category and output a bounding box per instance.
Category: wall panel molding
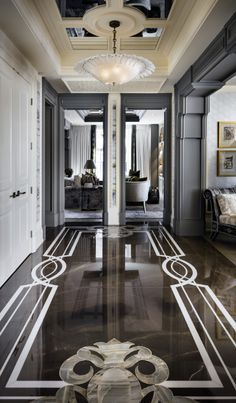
[174,11,236,236]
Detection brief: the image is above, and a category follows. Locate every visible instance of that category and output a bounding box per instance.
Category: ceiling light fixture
[76,20,155,86]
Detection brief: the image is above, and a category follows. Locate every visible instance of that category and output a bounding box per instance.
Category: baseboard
[32,225,44,252]
[45,212,60,227]
[119,212,126,225]
[59,210,65,225]
[103,211,108,226]
[173,219,204,236]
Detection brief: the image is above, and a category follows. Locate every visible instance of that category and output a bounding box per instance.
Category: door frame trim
[58,93,108,225]
[120,94,172,226]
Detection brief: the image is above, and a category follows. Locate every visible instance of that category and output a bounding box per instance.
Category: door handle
[9,192,17,198]
[16,190,26,197]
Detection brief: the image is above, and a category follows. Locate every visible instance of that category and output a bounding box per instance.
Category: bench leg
[143,201,146,213]
[210,231,218,240]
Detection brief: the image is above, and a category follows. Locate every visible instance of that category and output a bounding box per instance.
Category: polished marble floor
[0,224,235,402]
[64,204,163,222]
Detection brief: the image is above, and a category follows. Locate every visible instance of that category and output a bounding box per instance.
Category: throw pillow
[81,173,93,185]
[64,177,74,187]
[74,175,81,188]
[127,176,139,182]
[81,173,99,185]
[129,169,140,178]
[217,194,236,215]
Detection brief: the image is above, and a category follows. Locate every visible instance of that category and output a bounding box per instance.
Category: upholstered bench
[203,186,236,239]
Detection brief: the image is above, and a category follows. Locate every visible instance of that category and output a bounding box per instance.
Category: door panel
[16,197,30,264]
[0,59,32,286]
[18,89,29,184]
[0,73,13,190]
[0,196,14,285]
[0,61,15,282]
[13,73,31,273]
[14,76,31,267]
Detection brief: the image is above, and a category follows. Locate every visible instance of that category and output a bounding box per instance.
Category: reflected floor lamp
[84,159,96,173]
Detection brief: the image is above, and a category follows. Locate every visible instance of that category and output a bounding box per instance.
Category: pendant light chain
[113,26,117,54]
[109,20,120,55]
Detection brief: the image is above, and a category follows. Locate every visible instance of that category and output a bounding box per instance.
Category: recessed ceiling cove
[83,4,146,37]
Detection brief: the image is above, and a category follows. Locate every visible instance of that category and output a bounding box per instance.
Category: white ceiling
[135,109,164,124]
[0,0,236,93]
[65,108,164,126]
[65,109,103,126]
[225,75,236,86]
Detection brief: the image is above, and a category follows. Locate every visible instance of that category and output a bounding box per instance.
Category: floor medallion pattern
[33,338,197,402]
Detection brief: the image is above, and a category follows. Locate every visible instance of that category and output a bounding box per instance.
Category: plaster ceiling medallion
[83,3,145,37]
[75,20,155,86]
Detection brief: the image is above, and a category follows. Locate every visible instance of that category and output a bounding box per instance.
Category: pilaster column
[104,93,123,226]
[174,96,206,236]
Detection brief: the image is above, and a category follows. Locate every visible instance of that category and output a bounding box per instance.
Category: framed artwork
[218,121,236,148]
[217,150,236,176]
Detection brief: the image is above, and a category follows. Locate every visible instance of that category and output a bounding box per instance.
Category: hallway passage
[0,224,235,402]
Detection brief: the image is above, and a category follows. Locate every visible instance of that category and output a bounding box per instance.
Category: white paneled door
[0,59,32,286]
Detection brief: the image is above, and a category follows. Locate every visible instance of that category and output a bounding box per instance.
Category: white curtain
[125,125,132,176]
[136,125,151,178]
[70,125,91,175]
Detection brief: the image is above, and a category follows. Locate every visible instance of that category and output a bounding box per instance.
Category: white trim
[0,285,34,336]
[171,285,222,388]
[161,226,185,256]
[180,284,236,391]
[67,231,82,256]
[43,227,68,257]
[150,230,166,256]
[206,287,236,331]
[7,286,58,387]
[0,286,27,322]
[0,287,48,377]
[195,284,236,346]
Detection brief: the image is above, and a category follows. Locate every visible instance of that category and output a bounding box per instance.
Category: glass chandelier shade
[76,20,155,86]
[78,53,155,86]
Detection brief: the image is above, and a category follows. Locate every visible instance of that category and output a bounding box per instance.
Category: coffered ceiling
[0,0,236,93]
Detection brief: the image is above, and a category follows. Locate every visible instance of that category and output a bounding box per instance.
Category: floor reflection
[0,225,235,402]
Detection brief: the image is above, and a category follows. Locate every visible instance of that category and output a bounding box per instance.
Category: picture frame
[218,121,236,148]
[217,150,236,176]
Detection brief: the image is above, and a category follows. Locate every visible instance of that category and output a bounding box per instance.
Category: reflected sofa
[203,186,236,239]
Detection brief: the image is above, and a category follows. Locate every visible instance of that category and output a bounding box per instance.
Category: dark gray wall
[42,79,61,233]
[174,11,236,236]
[151,124,159,188]
[65,129,71,170]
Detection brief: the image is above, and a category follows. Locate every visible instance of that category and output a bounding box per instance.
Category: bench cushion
[219,214,236,226]
[216,194,236,215]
